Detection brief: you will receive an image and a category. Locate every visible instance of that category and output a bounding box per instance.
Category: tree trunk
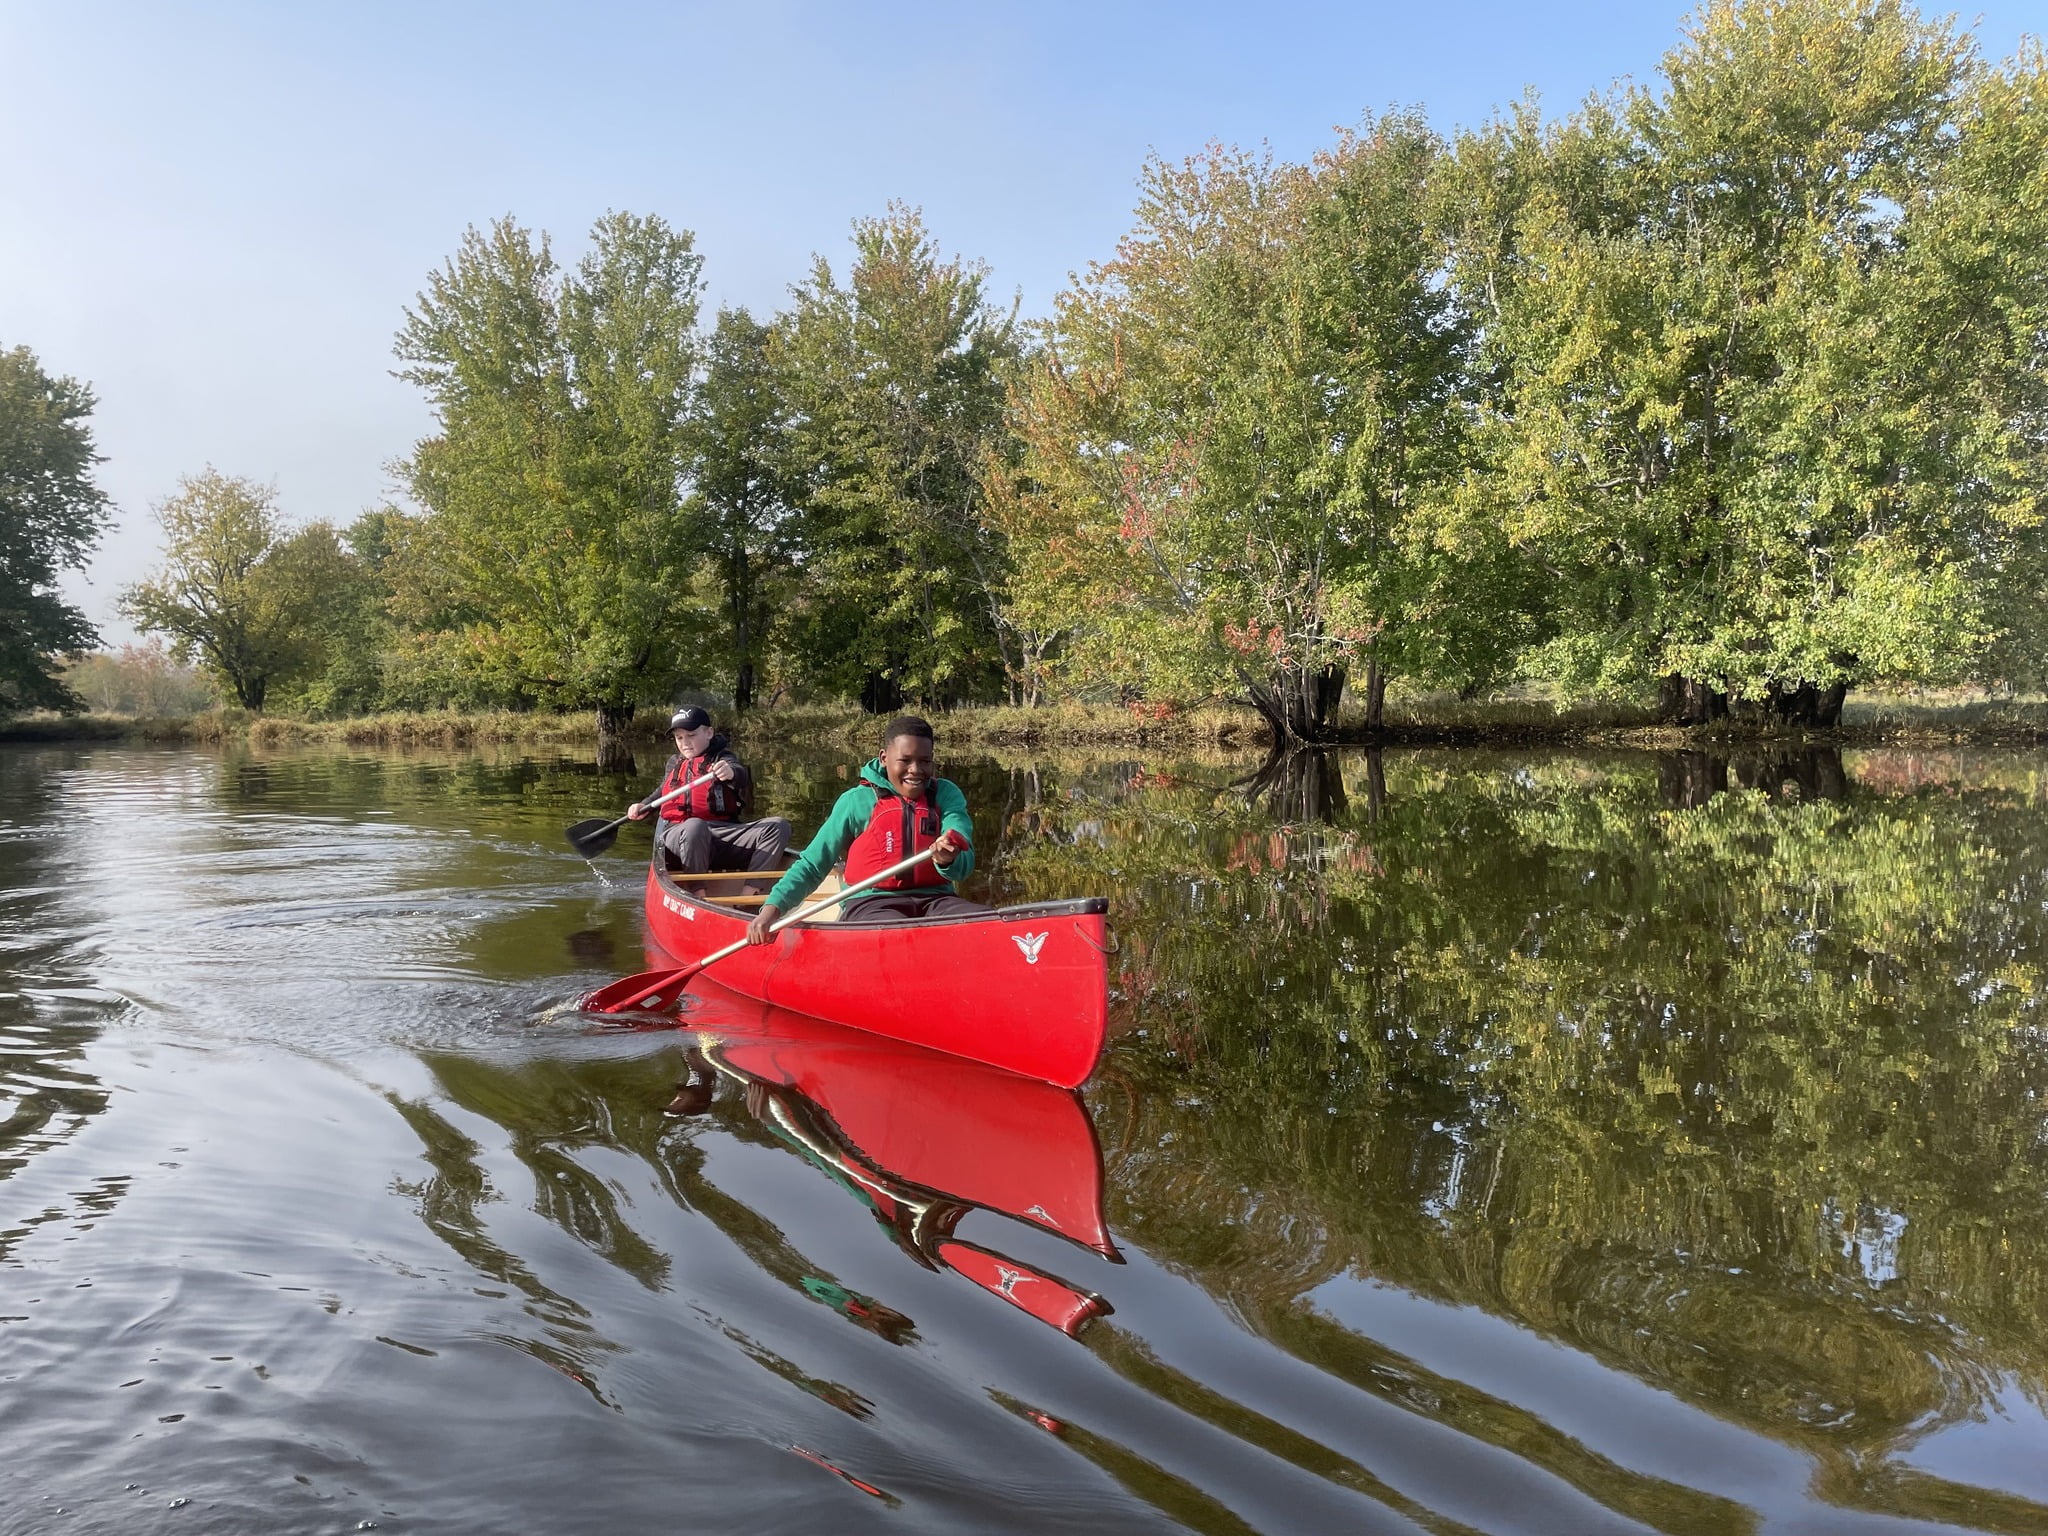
[1361,652,1386,735]
[1658,673,1728,726]
[595,704,638,775]
[1363,747,1387,823]
[730,547,754,711]
[1246,664,1346,745]
[1758,679,1848,728]
[859,672,903,715]
[1315,664,1347,732]
[240,674,267,713]
[1815,681,1848,728]
[1765,680,1849,727]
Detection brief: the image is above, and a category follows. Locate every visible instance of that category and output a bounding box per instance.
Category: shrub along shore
[8,694,2048,753]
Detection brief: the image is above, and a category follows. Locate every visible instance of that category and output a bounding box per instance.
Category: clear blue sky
[4,0,2043,636]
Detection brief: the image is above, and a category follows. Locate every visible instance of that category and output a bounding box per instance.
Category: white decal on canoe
[994,1264,1031,1297]
[1024,1203,1053,1223]
[1013,931,1048,965]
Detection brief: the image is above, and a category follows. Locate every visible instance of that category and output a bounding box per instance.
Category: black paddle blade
[566,817,621,858]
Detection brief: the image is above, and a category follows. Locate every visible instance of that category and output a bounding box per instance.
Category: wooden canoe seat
[691,870,847,920]
[667,866,795,883]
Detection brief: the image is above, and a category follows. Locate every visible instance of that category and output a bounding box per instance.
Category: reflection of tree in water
[1006,748,2048,1526]
[1660,747,1851,808]
[0,751,124,1254]
[1234,747,1353,825]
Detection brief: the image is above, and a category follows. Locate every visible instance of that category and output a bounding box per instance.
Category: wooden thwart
[669,869,846,921]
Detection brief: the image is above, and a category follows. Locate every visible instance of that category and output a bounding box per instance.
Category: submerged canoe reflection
[672,981,1121,1337]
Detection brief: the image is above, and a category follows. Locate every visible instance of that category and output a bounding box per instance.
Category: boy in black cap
[627,708,791,880]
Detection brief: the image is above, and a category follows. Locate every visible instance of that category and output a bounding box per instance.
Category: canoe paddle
[565,770,719,858]
[580,845,945,1014]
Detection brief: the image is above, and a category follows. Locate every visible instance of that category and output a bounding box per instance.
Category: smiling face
[674,724,715,757]
[881,732,935,796]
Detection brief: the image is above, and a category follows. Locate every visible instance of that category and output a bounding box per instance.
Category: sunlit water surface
[5,740,2048,1535]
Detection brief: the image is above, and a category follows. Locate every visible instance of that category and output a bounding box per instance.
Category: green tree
[119,470,358,712]
[1448,0,2044,723]
[0,345,111,715]
[692,308,795,710]
[1009,121,1508,742]
[1911,39,2048,692]
[777,205,1021,711]
[279,507,402,717]
[394,212,704,763]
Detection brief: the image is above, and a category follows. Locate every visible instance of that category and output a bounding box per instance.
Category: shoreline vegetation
[9,693,2048,754]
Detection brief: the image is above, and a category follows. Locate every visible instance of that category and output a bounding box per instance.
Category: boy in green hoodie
[746,715,989,942]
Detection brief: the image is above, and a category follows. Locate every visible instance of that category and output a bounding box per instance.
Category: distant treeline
[16,0,2045,750]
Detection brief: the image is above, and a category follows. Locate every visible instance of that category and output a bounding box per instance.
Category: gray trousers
[657,817,792,878]
[840,890,992,923]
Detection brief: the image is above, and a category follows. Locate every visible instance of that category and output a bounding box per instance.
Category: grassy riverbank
[7,691,2048,751]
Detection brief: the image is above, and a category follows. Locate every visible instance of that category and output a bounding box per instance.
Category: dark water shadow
[1659,747,1849,808]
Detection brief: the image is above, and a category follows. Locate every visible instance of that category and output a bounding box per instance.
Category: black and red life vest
[657,749,746,823]
[843,783,957,890]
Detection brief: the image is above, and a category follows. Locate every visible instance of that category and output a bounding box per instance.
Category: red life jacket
[843,783,954,890]
[657,751,745,823]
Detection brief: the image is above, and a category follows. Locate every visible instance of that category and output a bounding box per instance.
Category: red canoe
[641,858,1112,1088]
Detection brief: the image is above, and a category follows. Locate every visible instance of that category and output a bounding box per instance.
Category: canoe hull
[643,863,1110,1088]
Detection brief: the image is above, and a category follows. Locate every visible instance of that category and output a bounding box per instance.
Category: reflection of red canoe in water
[643,858,1111,1088]
[681,983,1120,1334]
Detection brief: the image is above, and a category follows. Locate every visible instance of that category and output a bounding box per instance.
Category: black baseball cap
[669,707,711,732]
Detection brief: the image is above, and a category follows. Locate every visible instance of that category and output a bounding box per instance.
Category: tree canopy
[104,0,2038,739]
[0,345,111,716]
[392,211,706,760]
[119,470,359,712]
[775,204,1022,712]
[1444,1,2048,724]
[1005,119,1532,741]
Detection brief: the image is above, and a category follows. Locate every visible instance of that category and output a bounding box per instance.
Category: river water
[4,739,2048,1535]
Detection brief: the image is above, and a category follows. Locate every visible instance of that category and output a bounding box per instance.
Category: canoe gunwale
[650,857,1109,929]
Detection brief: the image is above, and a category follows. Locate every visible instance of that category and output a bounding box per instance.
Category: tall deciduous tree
[119,471,356,712]
[777,206,1021,711]
[1008,121,1501,742]
[1451,0,2041,723]
[0,345,111,715]
[394,212,704,764]
[692,308,795,710]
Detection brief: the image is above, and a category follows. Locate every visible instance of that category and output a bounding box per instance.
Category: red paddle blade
[580,963,698,1014]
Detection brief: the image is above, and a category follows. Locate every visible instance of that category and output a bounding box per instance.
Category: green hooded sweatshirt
[765,758,976,914]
